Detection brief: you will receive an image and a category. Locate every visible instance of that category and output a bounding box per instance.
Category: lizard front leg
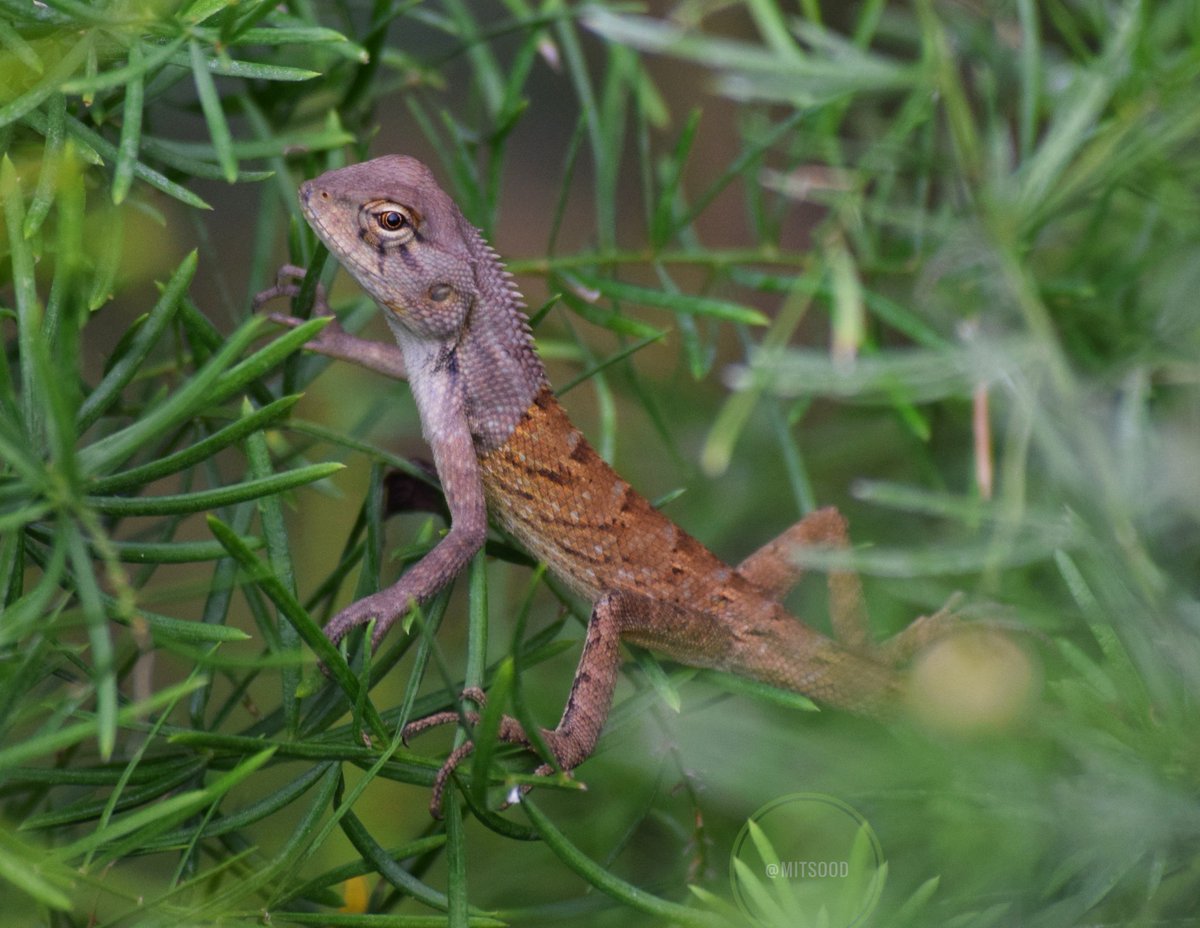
[323,368,487,651]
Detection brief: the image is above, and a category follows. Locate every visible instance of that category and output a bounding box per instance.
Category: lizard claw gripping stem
[253,264,409,380]
[252,263,334,324]
[402,687,561,818]
[321,587,418,655]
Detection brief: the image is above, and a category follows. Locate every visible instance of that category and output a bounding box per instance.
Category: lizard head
[298,155,478,341]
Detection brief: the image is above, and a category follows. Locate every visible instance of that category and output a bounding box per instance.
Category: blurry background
[3,1,1200,925]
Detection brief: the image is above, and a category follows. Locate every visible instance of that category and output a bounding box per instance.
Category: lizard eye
[362,200,417,244]
[429,283,453,302]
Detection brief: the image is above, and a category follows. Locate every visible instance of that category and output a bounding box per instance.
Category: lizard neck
[383,221,547,453]
[459,224,549,450]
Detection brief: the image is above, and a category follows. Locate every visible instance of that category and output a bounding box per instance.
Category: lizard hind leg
[402,590,644,817]
[736,506,872,653]
[401,688,541,817]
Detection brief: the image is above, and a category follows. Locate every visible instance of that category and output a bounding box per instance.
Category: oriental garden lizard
[256,155,954,816]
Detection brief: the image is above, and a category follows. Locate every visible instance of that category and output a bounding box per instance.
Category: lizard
[255,154,955,816]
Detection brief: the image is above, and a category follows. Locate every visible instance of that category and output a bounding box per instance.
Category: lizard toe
[429,740,477,818]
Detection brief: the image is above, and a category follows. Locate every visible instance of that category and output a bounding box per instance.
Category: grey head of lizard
[299,154,548,450]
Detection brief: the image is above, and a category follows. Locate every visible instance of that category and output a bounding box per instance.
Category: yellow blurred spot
[339,875,371,913]
[907,628,1039,734]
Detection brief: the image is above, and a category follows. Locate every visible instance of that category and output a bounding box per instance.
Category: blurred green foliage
[2,0,1199,925]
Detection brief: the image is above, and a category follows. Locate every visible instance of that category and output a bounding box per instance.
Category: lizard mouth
[298,183,336,247]
[297,182,381,284]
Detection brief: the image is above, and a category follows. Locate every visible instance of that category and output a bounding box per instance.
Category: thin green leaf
[1018,3,1137,216]
[189,39,237,182]
[85,201,122,310]
[0,679,206,769]
[337,809,456,913]
[102,536,266,563]
[278,913,506,927]
[133,608,251,644]
[727,343,1033,404]
[445,786,469,926]
[0,412,46,485]
[21,108,211,209]
[43,141,86,340]
[59,33,188,94]
[63,524,117,759]
[827,238,864,365]
[77,311,263,473]
[180,0,238,26]
[469,658,514,810]
[133,136,274,181]
[650,108,701,247]
[111,39,145,204]
[0,527,67,644]
[223,24,358,50]
[442,0,504,118]
[88,394,301,493]
[2,156,43,445]
[576,273,769,325]
[244,396,302,734]
[0,503,51,534]
[24,759,204,829]
[558,289,663,340]
[0,18,43,74]
[557,331,665,395]
[205,516,388,741]
[207,315,333,406]
[77,250,198,431]
[87,462,342,516]
[23,92,64,238]
[583,10,915,104]
[0,830,74,911]
[53,749,276,864]
[169,49,319,81]
[521,797,725,928]
[80,314,328,476]
[148,126,355,163]
[0,35,90,128]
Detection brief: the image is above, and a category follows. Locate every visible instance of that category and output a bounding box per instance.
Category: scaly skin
[258,155,951,816]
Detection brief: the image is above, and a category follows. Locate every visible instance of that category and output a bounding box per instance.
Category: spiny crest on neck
[465,222,548,391]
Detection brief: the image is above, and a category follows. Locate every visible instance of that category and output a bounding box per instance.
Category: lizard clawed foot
[315,589,412,678]
[254,263,409,381]
[877,593,967,665]
[330,590,408,650]
[403,688,565,818]
[252,263,334,319]
[252,264,353,346]
[401,686,490,742]
[877,593,1040,668]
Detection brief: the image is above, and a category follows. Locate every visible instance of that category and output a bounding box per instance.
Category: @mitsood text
[765,860,851,879]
